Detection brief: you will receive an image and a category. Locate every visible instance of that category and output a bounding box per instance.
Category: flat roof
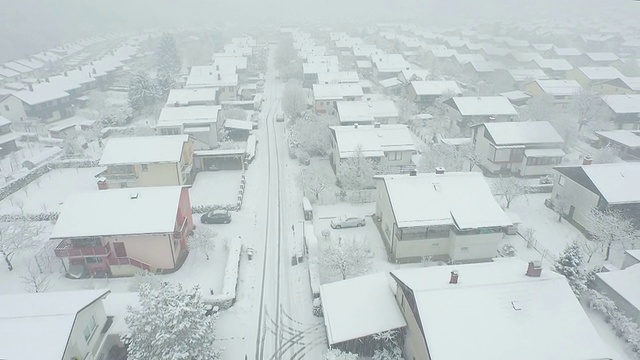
[51,186,184,238]
[99,135,188,165]
[312,83,363,100]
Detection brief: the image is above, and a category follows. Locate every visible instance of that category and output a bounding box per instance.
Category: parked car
[276,112,285,122]
[330,216,366,229]
[201,210,231,224]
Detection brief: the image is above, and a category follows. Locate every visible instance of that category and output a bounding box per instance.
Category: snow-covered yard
[190,170,244,206]
[0,167,103,215]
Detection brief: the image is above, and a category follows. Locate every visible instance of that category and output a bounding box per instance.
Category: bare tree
[586,208,638,261]
[0,221,44,271]
[189,227,217,260]
[571,90,613,132]
[337,145,376,190]
[281,80,308,121]
[21,261,51,293]
[322,235,373,281]
[299,167,333,201]
[492,177,528,209]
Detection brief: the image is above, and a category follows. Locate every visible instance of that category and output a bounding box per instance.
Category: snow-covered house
[316,71,360,85]
[166,88,218,107]
[443,96,518,131]
[593,263,640,327]
[330,124,416,175]
[524,80,583,108]
[312,84,364,114]
[53,186,194,278]
[470,121,565,176]
[374,172,511,263]
[531,58,573,79]
[595,130,640,159]
[184,73,238,102]
[568,66,625,88]
[97,135,194,189]
[405,81,462,106]
[0,115,19,156]
[0,289,118,360]
[156,105,223,149]
[335,100,399,125]
[302,58,340,88]
[390,260,613,360]
[507,68,550,85]
[600,94,640,130]
[550,163,640,230]
[0,83,71,122]
[371,54,410,80]
[593,77,640,95]
[320,272,407,355]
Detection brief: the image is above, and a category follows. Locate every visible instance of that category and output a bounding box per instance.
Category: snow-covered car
[330,216,366,229]
[200,210,231,224]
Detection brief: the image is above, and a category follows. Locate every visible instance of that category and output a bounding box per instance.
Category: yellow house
[97,135,194,189]
[592,77,640,95]
[524,79,582,108]
[568,66,624,88]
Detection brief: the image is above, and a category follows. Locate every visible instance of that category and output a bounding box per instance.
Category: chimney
[373,122,381,128]
[130,192,139,200]
[28,83,34,92]
[582,155,593,166]
[217,73,221,80]
[435,167,445,174]
[216,64,220,71]
[45,77,50,83]
[449,270,459,284]
[409,169,417,176]
[525,261,542,277]
[354,123,359,129]
[64,71,68,76]
[92,68,97,74]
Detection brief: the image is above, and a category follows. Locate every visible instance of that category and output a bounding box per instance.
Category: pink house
[52,186,194,278]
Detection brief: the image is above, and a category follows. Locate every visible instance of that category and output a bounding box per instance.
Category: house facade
[97,135,194,189]
[313,84,364,114]
[471,121,565,176]
[593,262,640,327]
[406,81,462,106]
[156,105,222,149]
[53,186,194,278]
[375,172,511,263]
[0,84,72,122]
[524,80,583,108]
[0,116,19,156]
[443,96,518,133]
[601,94,640,130]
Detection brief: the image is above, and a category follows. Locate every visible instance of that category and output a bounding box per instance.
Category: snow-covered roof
[533,58,573,71]
[0,115,11,127]
[577,66,624,81]
[190,65,238,76]
[524,148,566,157]
[166,88,218,106]
[553,47,582,56]
[508,68,549,82]
[378,77,403,88]
[4,61,33,73]
[331,124,416,159]
[511,52,543,62]
[51,186,185,238]
[312,83,363,100]
[158,106,221,126]
[410,81,462,96]
[0,289,110,360]
[446,96,518,116]
[99,135,189,165]
[185,73,238,88]
[15,58,44,70]
[480,121,564,145]
[596,264,640,313]
[595,130,640,148]
[399,69,431,82]
[303,61,339,75]
[615,77,640,91]
[585,52,620,62]
[453,53,485,65]
[530,80,582,96]
[391,260,612,360]
[46,75,82,92]
[224,118,252,131]
[317,71,359,84]
[356,60,372,69]
[320,272,407,345]
[601,94,640,114]
[336,100,398,123]
[12,85,70,106]
[467,60,506,73]
[500,90,530,102]
[211,56,248,70]
[371,54,410,73]
[381,172,511,229]
[556,163,640,205]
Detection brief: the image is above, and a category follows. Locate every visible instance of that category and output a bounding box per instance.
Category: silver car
[330,216,366,229]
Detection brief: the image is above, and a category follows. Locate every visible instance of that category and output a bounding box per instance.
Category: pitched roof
[508,68,549,82]
[336,100,398,124]
[480,121,564,145]
[330,124,415,159]
[446,96,518,116]
[533,58,573,71]
[595,130,640,148]
[555,163,640,204]
[12,85,70,106]
[601,94,640,114]
[381,172,511,229]
[51,186,185,238]
[596,264,640,312]
[390,260,612,360]
[166,88,218,106]
[0,289,110,360]
[530,80,582,96]
[410,81,462,96]
[577,66,624,81]
[312,83,363,100]
[99,135,189,165]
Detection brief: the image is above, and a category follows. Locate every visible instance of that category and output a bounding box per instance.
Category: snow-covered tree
[394,98,418,123]
[322,235,373,281]
[553,241,587,295]
[337,145,376,190]
[0,221,44,271]
[125,282,220,360]
[274,37,298,71]
[21,260,51,293]
[522,94,557,122]
[491,176,528,209]
[290,113,337,156]
[570,90,613,132]
[418,143,477,173]
[156,33,181,77]
[189,227,217,260]
[281,80,308,120]
[586,208,638,261]
[324,349,358,360]
[128,71,157,112]
[372,347,403,360]
[299,166,333,201]
[591,144,620,164]
[127,270,160,292]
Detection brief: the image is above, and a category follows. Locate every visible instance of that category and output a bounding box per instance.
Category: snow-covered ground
[189,170,244,206]
[0,167,103,215]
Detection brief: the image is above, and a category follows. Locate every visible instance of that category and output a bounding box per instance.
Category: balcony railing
[104,172,138,181]
[54,242,111,258]
[107,257,151,271]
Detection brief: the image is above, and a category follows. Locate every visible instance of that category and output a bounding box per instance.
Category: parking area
[189,170,244,206]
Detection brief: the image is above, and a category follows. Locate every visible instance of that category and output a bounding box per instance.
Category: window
[83,315,98,342]
[427,226,450,239]
[85,257,102,264]
[3,105,8,111]
[460,246,469,252]
[431,242,440,247]
[389,152,403,161]
[558,175,566,186]
[141,164,149,172]
[113,242,127,258]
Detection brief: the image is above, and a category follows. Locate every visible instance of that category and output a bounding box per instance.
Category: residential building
[397,69,431,84]
[531,58,573,78]
[500,90,530,106]
[601,94,640,130]
[371,54,410,80]
[330,124,416,175]
[0,83,71,122]
[312,84,364,114]
[507,68,549,85]
[53,186,194,277]
[97,135,194,189]
[316,71,360,85]
[0,115,19,156]
[0,289,118,360]
[375,172,511,263]
[622,250,640,270]
[166,88,218,107]
[524,79,583,108]
[443,96,518,131]
[391,260,613,360]
[593,263,640,327]
[303,57,340,87]
[406,81,462,106]
[550,163,640,230]
[595,130,640,159]
[211,56,248,82]
[568,66,625,88]
[336,100,399,125]
[185,73,238,102]
[156,105,222,149]
[593,77,640,95]
[471,121,565,176]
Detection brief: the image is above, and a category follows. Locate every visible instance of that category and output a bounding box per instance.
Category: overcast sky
[0,0,638,62]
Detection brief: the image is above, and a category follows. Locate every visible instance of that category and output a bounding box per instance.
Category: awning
[524,148,566,157]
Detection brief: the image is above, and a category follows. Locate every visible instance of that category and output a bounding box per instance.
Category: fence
[517,230,558,264]
[305,189,375,205]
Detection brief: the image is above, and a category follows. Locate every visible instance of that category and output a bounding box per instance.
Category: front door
[568,205,576,219]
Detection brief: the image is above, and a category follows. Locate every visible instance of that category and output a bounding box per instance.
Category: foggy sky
[1,0,638,62]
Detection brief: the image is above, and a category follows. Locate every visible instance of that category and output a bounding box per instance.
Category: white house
[444,96,518,131]
[335,100,399,125]
[0,289,118,360]
[184,73,238,102]
[316,71,360,85]
[600,94,640,130]
[157,105,222,149]
[375,171,512,263]
[524,79,583,108]
[312,83,364,114]
[406,81,462,106]
[330,124,416,175]
[470,121,565,176]
[593,263,640,327]
[166,88,218,107]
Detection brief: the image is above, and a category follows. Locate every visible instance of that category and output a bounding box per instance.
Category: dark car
[201,210,231,224]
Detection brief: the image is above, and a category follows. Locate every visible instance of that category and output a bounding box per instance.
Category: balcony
[104,172,138,182]
[54,241,111,258]
[173,217,188,239]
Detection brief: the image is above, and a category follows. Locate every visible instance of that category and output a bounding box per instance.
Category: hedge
[202,240,242,309]
[0,212,59,222]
